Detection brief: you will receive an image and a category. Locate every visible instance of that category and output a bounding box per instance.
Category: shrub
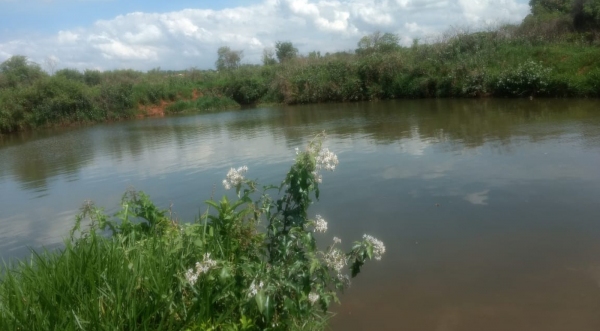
[494,60,552,96]
[97,82,135,116]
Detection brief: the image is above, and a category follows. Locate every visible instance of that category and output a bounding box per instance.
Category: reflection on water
[2,99,600,330]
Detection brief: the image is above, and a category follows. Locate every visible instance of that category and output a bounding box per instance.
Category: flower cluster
[222,166,248,190]
[323,248,346,273]
[337,273,351,287]
[248,280,264,297]
[185,253,218,285]
[322,247,352,288]
[314,215,328,233]
[333,237,341,244]
[308,292,320,304]
[315,148,339,171]
[363,234,386,260]
[311,171,323,184]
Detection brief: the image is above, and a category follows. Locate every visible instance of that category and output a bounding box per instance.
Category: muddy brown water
[1,99,600,330]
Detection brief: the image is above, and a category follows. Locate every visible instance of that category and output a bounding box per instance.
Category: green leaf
[309,259,316,275]
[367,245,373,260]
[193,239,203,247]
[264,295,273,321]
[351,259,364,277]
[284,297,296,312]
[255,291,266,314]
[205,200,220,209]
[219,266,232,280]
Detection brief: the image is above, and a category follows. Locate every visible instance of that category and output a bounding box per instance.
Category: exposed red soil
[137,89,203,118]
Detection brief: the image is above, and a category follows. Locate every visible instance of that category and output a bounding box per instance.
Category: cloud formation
[0,0,530,71]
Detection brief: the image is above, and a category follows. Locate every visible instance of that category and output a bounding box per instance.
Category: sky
[0,0,531,72]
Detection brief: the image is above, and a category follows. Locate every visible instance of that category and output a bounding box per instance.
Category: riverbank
[2,27,600,135]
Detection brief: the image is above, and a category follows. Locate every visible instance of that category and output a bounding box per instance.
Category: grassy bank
[0,138,385,330]
[2,10,600,134]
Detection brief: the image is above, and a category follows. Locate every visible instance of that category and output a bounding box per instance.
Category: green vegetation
[0,138,386,330]
[1,1,600,135]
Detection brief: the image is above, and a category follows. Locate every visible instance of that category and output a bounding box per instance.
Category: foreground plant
[0,134,385,330]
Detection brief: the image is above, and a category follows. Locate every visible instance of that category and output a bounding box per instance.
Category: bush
[494,60,552,96]
[97,82,135,116]
[0,137,385,330]
[83,70,102,86]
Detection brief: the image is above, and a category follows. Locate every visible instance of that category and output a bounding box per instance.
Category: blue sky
[1,1,250,33]
[0,0,531,71]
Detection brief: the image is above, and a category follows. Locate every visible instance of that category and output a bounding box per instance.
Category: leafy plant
[494,60,552,96]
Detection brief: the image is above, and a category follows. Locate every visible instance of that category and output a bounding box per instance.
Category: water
[1,99,600,330]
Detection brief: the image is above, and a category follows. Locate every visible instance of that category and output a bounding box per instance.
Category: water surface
[1,99,600,330]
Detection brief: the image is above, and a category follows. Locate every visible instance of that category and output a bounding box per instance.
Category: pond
[1,99,600,330]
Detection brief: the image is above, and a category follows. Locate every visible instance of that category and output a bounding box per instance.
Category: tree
[529,0,572,15]
[274,41,298,63]
[356,31,400,55]
[307,51,322,59]
[215,46,243,71]
[83,69,102,86]
[55,68,84,82]
[44,56,58,75]
[0,55,46,88]
[574,0,600,29]
[527,0,600,31]
[262,48,277,66]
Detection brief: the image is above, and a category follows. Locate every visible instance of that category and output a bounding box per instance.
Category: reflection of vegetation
[269,99,600,149]
[0,141,384,330]
[1,130,95,190]
[2,99,599,189]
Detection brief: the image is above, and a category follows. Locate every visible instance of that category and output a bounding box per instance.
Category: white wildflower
[185,268,199,286]
[308,292,320,304]
[295,147,300,155]
[315,148,338,171]
[195,261,209,274]
[311,171,322,184]
[185,252,218,285]
[323,248,346,272]
[248,280,264,297]
[333,237,341,244]
[222,166,248,190]
[314,215,328,233]
[363,234,386,260]
[203,253,217,269]
[337,273,351,287]
[195,252,218,274]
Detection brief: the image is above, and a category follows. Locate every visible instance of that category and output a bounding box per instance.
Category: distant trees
[356,31,400,55]
[262,48,277,66]
[574,0,600,29]
[0,55,46,88]
[527,0,600,31]
[529,0,571,15]
[55,68,84,82]
[215,46,243,71]
[275,41,298,63]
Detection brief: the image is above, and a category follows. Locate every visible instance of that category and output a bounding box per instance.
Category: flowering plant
[185,133,386,329]
[29,133,385,331]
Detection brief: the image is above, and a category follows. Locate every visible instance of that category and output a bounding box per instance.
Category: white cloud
[57,30,79,44]
[0,0,530,71]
